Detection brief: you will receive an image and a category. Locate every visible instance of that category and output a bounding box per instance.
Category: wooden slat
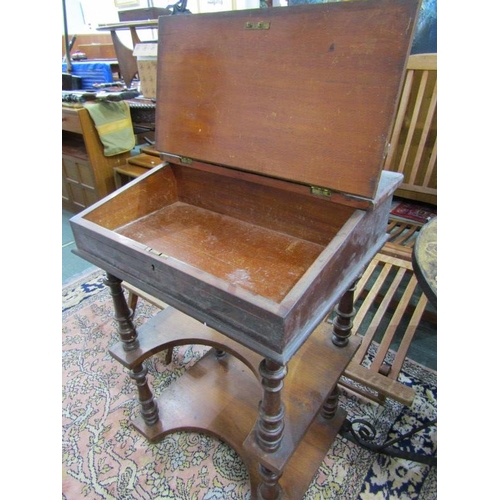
[423,139,438,187]
[390,291,428,376]
[410,75,437,186]
[388,222,421,247]
[352,258,396,364]
[379,241,413,261]
[407,52,437,71]
[387,221,411,240]
[340,250,434,407]
[371,275,418,373]
[402,70,428,182]
[354,265,408,368]
[398,183,437,195]
[384,69,414,170]
[343,361,415,407]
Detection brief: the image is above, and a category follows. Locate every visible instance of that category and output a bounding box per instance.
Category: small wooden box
[71,0,420,364]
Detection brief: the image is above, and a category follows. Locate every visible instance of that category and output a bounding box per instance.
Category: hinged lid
[155,0,420,200]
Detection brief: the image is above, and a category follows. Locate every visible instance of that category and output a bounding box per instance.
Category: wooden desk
[412,216,437,308]
[97,20,158,88]
[71,3,420,498]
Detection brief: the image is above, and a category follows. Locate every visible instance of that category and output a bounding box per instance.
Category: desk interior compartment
[71,0,418,361]
[72,161,397,361]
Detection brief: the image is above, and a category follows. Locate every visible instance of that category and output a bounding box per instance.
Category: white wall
[63,0,261,34]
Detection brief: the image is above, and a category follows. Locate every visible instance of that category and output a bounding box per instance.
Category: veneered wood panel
[155,0,419,199]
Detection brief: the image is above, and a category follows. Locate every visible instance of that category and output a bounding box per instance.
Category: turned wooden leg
[331,279,358,347]
[215,349,227,360]
[104,273,139,351]
[129,364,159,426]
[104,273,159,425]
[165,348,173,365]
[258,464,283,500]
[321,384,340,419]
[256,359,286,453]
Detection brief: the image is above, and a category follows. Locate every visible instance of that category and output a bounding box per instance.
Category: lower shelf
[133,348,346,498]
[109,305,360,499]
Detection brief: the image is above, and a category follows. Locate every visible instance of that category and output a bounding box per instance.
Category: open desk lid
[155,0,420,200]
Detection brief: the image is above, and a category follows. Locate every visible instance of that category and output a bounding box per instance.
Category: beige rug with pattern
[62,270,437,499]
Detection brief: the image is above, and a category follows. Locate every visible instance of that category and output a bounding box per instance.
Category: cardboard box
[133,43,158,98]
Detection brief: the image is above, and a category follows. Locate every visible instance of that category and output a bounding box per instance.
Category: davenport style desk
[71,1,421,498]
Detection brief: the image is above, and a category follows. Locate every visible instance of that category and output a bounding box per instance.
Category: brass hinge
[245,21,270,30]
[146,247,167,258]
[159,152,193,165]
[310,186,332,198]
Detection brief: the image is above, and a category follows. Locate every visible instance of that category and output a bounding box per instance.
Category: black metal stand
[340,417,437,466]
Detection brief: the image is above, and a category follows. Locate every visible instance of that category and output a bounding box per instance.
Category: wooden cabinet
[62,106,131,213]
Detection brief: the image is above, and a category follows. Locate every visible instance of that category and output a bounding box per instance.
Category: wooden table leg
[331,279,359,347]
[256,359,287,453]
[255,358,287,499]
[321,384,340,420]
[104,272,159,425]
[258,464,283,500]
[104,273,139,351]
[129,364,159,426]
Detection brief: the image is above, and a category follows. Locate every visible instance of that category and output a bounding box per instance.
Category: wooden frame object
[383,53,437,205]
[340,252,431,406]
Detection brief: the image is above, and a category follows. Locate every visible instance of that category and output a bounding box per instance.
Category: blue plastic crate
[62,61,114,90]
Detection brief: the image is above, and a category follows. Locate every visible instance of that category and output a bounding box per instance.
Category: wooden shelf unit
[62,106,131,213]
[108,300,360,499]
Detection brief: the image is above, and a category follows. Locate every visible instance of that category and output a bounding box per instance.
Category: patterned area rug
[62,270,437,499]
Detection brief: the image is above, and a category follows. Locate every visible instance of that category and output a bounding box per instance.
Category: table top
[97,20,158,31]
[412,217,437,309]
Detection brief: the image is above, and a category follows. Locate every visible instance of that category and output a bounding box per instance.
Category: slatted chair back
[384,53,437,206]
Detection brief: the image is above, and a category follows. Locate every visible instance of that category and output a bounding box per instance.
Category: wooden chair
[339,252,433,406]
[384,53,437,206]
[338,53,437,407]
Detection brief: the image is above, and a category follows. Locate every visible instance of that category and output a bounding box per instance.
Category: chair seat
[340,249,435,407]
